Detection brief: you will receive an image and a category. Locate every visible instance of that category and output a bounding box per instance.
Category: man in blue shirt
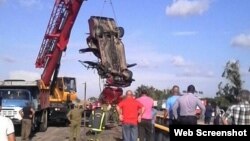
[164,85,181,125]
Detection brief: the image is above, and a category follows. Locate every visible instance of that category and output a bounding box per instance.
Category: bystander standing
[213,104,223,125]
[116,90,144,141]
[67,104,84,141]
[152,104,158,141]
[137,90,154,141]
[222,89,250,125]
[173,85,205,125]
[164,85,181,125]
[19,102,35,141]
[204,102,213,125]
[0,97,16,141]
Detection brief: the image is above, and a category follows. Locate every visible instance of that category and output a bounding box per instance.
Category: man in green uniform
[67,104,84,141]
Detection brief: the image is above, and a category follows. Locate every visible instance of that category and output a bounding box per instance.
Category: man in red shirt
[116,90,145,141]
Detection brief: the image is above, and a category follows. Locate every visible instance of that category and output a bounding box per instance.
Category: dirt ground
[15,125,122,141]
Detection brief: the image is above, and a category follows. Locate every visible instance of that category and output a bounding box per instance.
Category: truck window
[0,89,30,100]
[63,78,76,92]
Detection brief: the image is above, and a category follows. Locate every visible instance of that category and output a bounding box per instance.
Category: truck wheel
[39,110,48,132]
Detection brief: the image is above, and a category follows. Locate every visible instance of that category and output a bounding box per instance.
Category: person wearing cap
[67,104,84,141]
[172,85,205,125]
[0,97,16,141]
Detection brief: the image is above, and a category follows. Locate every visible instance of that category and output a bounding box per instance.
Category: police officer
[67,104,84,141]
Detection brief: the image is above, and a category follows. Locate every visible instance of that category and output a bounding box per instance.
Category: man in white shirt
[0,97,16,141]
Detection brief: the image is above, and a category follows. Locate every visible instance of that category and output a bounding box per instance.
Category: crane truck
[0,0,84,132]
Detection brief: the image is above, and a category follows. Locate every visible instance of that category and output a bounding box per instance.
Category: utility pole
[83,82,87,127]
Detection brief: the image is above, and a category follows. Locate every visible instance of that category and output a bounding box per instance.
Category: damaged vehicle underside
[79,16,136,104]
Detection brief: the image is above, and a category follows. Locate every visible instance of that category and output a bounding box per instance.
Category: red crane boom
[35,0,84,86]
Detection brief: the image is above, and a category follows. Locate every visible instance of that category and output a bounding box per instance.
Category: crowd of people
[116,84,250,141]
[1,84,250,141]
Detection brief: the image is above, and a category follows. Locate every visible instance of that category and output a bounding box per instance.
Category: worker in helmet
[87,102,106,140]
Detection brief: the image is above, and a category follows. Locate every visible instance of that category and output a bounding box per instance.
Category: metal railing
[154,115,170,141]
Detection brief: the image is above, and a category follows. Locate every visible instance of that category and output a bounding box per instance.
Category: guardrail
[154,115,169,141]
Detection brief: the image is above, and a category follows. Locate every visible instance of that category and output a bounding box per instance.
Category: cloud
[9,70,40,81]
[124,41,169,69]
[126,41,215,78]
[166,0,210,17]
[179,68,214,77]
[0,56,16,63]
[170,55,191,67]
[130,68,217,97]
[172,31,198,36]
[169,55,214,77]
[231,33,250,48]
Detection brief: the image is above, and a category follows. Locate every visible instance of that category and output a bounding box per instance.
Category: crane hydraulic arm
[35,0,84,88]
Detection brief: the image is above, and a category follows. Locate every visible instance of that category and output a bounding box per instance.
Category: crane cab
[50,77,77,103]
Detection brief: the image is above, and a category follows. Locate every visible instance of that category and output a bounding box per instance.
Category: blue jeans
[122,124,138,141]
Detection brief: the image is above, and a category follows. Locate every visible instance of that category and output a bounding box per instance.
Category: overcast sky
[0,0,250,99]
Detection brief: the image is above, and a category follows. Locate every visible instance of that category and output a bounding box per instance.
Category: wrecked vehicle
[79,16,136,104]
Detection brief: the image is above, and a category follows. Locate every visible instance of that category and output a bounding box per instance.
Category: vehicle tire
[122,69,132,81]
[117,27,124,38]
[39,110,48,132]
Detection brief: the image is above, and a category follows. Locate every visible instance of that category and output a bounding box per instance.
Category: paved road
[15,125,122,141]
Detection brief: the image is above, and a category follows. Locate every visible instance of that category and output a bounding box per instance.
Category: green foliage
[216,60,243,106]
[214,95,231,110]
[204,97,217,106]
[134,84,171,100]
[88,96,98,103]
[134,84,172,108]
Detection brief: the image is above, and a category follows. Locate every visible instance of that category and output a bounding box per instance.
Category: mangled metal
[79,16,136,88]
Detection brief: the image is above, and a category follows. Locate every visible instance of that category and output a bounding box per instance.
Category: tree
[216,60,243,107]
[88,96,98,103]
[134,85,171,108]
[214,96,231,111]
[134,85,171,100]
